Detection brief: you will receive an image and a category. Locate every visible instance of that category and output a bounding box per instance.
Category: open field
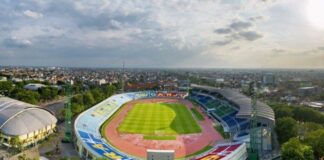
[143,135,176,140]
[191,108,204,121]
[103,98,222,158]
[117,102,202,135]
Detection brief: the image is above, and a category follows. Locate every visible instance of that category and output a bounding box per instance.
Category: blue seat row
[78,130,132,160]
[190,92,250,133]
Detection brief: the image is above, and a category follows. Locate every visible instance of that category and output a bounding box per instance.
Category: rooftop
[0,97,57,136]
[191,84,275,125]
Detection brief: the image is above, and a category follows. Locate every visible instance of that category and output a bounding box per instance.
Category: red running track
[104,98,222,158]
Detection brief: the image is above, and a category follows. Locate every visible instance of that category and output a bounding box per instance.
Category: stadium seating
[75,92,147,159]
[75,90,249,159]
[195,143,246,160]
[190,91,250,134]
[78,130,132,160]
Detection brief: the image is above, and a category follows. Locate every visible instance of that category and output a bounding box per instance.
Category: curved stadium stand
[190,84,275,157]
[74,92,152,159]
[74,88,274,160]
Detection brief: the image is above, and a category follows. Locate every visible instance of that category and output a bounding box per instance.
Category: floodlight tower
[248,80,260,160]
[62,80,73,143]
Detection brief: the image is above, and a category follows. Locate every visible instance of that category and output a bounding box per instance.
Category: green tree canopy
[38,87,52,100]
[0,81,14,95]
[281,138,314,160]
[275,117,298,144]
[275,107,293,119]
[102,85,116,97]
[72,95,83,105]
[71,103,85,115]
[293,107,324,124]
[91,88,105,102]
[12,89,40,104]
[83,91,95,107]
[300,122,323,136]
[50,87,59,99]
[304,129,324,159]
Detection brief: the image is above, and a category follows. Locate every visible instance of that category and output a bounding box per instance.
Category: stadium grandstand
[0,97,57,148]
[195,142,247,160]
[189,84,275,155]
[74,91,250,160]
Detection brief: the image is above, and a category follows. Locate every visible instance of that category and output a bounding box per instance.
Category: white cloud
[2,0,322,68]
[3,37,32,48]
[23,10,43,19]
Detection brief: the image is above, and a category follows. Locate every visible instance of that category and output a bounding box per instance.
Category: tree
[281,138,314,160]
[83,91,95,107]
[91,88,105,102]
[58,87,65,96]
[71,104,85,115]
[275,107,293,119]
[299,122,323,140]
[14,89,40,104]
[39,87,52,100]
[304,129,324,159]
[0,81,14,95]
[293,107,323,124]
[275,117,298,144]
[11,136,23,151]
[50,87,59,99]
[15,82,25,89]
[72,95,83,105]
[73,85,82,94]
[102,85,116,97]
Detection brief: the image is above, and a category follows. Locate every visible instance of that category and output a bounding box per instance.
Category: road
[38,101,79,159]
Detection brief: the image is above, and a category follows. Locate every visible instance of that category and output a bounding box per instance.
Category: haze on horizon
[0,0,324,69]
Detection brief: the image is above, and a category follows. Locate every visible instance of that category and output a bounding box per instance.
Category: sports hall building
[0,97,57,147]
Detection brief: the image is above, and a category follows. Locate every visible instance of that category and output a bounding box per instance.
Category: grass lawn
[214,125,230,139]
[190,108,204,121]
[143,135,176,140]
[118,102,202,135]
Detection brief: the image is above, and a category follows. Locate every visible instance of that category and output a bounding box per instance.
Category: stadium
[74,85,275,160]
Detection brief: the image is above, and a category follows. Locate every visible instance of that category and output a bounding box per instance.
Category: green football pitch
[117,102,202,135]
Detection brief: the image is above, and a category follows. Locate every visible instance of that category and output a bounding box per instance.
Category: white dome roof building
[23,83,46,91]
[0,97,57,147]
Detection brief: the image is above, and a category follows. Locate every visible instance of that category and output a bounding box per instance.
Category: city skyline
[1,0,324,68]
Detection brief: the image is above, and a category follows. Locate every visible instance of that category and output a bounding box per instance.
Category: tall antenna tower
[249,79,260,160]
[121,60,125,93]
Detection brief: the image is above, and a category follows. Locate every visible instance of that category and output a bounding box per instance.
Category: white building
[302,101,324,110]
[96,79,107,85]
[0,76,7,82]
[298,86,321,96]
[0,97,57,147]
[11,78,23,82]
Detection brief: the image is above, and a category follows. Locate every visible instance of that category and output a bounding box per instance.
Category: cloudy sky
[1,0,324,68]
